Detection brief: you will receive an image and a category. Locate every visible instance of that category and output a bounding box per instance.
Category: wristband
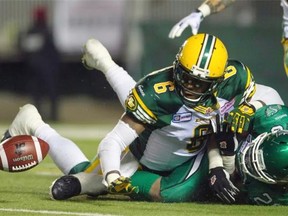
[198,3,211,17]
[208,148,223,169]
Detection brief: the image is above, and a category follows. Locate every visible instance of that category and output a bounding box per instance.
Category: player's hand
[213,115,238,156]
[208,167,239,204]
[168,11,203,38]
[81,38,116,73]
[227,103,255,134]
[108,176,139,195]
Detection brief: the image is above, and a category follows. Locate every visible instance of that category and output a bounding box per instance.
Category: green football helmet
[239,130,288,184]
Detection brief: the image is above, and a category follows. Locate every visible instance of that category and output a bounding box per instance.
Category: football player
[3,33,283,203]
[48,33,272,203]
[213,104,288,205]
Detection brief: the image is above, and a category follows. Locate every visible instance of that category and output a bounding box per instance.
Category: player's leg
[82,39,136,107]
[2,104,90,175]
[159,150,210,202]
[50,170,107,200]
[281,0,288,77]
[130,149,211,202]
[50,150,139,200]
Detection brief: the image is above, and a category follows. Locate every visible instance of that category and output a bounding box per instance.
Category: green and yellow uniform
[125,59,254,202]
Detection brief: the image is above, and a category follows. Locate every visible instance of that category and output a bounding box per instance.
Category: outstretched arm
[169,0,235,38]
[98,113,145,194]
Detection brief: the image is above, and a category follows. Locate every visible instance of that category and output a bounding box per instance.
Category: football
[0,135,49,172]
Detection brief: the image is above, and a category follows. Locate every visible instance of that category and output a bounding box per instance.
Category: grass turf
[0,138,287,216]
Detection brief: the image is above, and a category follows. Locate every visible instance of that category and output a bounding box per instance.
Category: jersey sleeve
[216,59,256,106]
[124,67,181,125]
[125,85,158,125]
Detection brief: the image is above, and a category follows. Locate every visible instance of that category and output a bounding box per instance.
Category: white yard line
[0,208,117,216]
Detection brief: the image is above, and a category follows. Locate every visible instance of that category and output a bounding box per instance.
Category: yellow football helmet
[174,33,228,107]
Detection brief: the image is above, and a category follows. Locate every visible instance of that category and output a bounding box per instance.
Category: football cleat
[50,175,81,200]
[3,104,45,140]
[82,38,117,73]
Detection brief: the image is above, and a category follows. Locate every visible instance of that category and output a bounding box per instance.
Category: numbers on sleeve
[154,81,175,94]
[224,65,237,80]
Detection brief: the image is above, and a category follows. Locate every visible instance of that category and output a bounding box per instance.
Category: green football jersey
[236,104,288,205]
[125,59,255,172]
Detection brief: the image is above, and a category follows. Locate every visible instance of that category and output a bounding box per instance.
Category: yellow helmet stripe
[197,34,216,70]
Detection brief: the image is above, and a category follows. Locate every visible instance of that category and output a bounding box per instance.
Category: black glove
[208,167,239,204]
[215,116,238,156]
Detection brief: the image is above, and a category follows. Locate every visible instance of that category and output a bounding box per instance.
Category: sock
[105,66,136,107]
[35,124,89,174]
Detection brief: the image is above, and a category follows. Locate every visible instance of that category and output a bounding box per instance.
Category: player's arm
[98,113,145,195]
[169,0,235,38]
[229,85,284,134]
[99,81,158,194]
[205,0,236,14]
[207,133,239,204]
[219,60,260,134]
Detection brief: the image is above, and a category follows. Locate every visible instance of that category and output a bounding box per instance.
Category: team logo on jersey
[126,95,137,111]
[193,105,214,115]
[137,85,145,96]
[172,112,192,122]
[265,105,281,117]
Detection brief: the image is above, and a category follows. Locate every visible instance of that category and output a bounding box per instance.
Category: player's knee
[149,178,162,202]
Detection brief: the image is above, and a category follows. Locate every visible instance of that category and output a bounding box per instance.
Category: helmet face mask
[173,33,228,107]
[239,130,288,184]
[174,61,221,105]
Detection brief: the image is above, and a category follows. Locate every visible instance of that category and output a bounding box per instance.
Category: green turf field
[0,137,287,216]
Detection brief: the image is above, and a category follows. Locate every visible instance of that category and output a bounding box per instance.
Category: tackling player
[3,33,284,203]
[48,34,272,203]
[2,33,258,203]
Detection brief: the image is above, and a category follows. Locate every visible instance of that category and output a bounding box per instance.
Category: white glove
[281,0,288,38]
[168,11,203,38]
[82,39,117,73]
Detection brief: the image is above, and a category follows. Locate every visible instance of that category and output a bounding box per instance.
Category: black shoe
[1,130,11,142]
[50,175,81,200]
